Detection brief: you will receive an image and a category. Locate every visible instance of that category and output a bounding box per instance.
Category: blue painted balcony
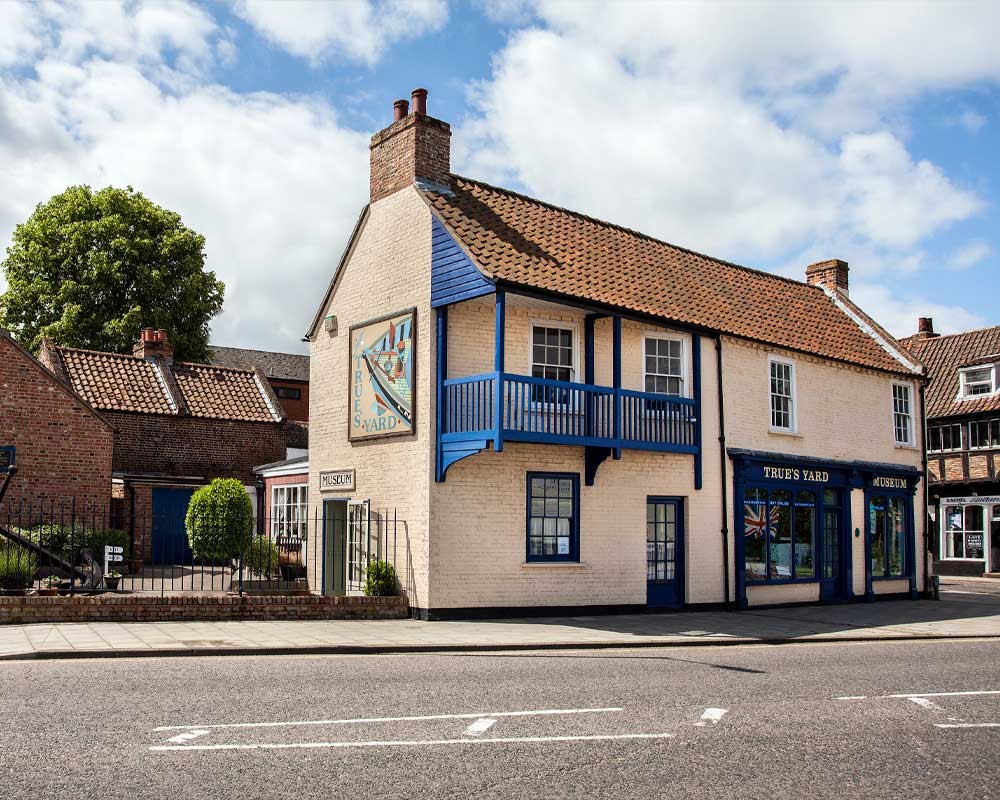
[438,371,699,480]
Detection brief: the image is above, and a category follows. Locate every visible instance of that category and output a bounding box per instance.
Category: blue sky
[2,0,998,354]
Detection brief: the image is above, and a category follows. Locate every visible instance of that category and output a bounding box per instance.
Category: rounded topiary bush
[185,478,254,562]
[364,560,397,597]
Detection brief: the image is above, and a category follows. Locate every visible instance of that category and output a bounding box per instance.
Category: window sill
[746,577,819,586]
[872,575,910,581]
[936,557,985,562]
[768,427,802,438]
[894,442,918,451]
[521,561,588,569]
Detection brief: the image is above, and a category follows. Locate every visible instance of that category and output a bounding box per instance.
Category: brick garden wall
[0,335,113,515]
[0,594,407,625]
[103,411,286,484]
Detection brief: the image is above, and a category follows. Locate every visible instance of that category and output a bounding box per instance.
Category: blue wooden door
[647,498,684,608]
[819,490,851,602]
[151,488,195,565]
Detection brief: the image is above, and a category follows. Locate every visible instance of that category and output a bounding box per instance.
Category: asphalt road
[3,639,999,799]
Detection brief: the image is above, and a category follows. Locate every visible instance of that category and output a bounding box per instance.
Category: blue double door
[646,497,684,608]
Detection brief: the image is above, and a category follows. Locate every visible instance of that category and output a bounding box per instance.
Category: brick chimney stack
[370,87,451,204]
[914,317,939,339]
[805,259,849,295]
[133,327,174,363]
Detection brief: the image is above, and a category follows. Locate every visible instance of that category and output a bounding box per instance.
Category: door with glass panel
[646,498,684,608]
[819,489,849,602]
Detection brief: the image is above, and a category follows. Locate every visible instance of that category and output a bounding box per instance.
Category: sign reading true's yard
[320,469,355,492]
[349,308,415,441]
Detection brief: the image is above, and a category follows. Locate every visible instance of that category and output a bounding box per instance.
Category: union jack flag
[744,501,779,540]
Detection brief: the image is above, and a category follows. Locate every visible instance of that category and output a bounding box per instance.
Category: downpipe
[716,335,731,607]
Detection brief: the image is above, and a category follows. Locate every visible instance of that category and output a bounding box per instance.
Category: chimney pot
[393,99,409,122]
[411,88,427,116]
[916,317,939,338]
[156,329,167,343]
[133,328,174,362]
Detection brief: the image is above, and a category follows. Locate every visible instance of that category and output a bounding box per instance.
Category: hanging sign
[348,308,416,441]
[320,469,355,492]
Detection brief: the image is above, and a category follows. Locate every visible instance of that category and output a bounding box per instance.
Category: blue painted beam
[494,291,505,453]
[430,218,494,308]
[435,307,449,483]
[612,315,622,461]
[692,333,702,490]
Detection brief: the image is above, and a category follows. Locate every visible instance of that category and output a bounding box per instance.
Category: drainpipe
[127,480,135,557]
[919,380,932,599]
[255,474,265,536]
[716,335,731,607]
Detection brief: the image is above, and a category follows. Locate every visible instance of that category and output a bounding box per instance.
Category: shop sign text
[320,469,355,492]
[872,476,908,490]
[762,466,829,483]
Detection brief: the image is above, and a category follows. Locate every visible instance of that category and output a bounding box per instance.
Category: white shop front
[938,495,1000,574]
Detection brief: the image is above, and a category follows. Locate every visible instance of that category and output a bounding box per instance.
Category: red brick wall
[269,378,309,422]
[0,336,113,516]
[370,112,451,203]
[103,411,285,484]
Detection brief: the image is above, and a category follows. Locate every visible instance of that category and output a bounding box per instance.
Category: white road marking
[154,707,623,733]
[694,708,728,726]
[835,696,867,701]
[150,732,675,753]
[934,723,1000,729]
[166,730,209,744]
[888,690,1000,699]
[908,697,944,712]
[464,718,496,737]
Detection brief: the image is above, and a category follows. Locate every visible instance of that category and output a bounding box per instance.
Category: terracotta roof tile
[53,347,280,422]
[421,175,916,375]
[55,348,173,414]
[900,326,1000,418]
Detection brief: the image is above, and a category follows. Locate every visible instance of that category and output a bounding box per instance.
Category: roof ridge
[210,344,308,358]
[174,359,256,375]
[904,323,1000,345]
[55,345,147,362]
[447,173,823,294]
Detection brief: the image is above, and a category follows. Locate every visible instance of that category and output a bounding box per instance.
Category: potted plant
[37,575,61,596]
[104,571,122,592]
[0,546,37,596]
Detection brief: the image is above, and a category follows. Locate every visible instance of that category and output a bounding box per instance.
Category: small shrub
[0,546,37,592]
[244,536,279,577]
[364,560,397,597]
[185,479,253,562]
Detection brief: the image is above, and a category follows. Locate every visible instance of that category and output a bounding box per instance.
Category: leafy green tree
[0,185,224,361]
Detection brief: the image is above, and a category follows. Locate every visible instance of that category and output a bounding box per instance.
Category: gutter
[919,380,932,598]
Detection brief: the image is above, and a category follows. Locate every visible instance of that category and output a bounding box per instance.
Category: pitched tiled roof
[55,348,174,414]
[173,363,278,421]
[420,175,917,375]
[900,326,1000,418]
[209,346,309,382]
[51,346,281,422]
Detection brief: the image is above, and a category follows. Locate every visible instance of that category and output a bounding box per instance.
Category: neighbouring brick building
[39,329,288,562]
[901,319,1000,576]
[0,328,113,516]
[304,89,926,619]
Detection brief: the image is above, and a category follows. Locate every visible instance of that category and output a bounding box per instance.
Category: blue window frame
[868,492,909,579]
[743,486,818,584]
[526,472,579,561]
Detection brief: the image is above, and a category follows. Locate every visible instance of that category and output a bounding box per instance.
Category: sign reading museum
[320,469,355,492]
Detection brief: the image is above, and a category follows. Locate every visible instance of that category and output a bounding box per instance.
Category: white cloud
[948,240,992,271]
[234,0,447,66]
[457,1,997,331]
[0,1,370,353]
[950,109,988,134]
[851,284,985,339]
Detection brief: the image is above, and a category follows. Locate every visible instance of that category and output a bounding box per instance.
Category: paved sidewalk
[2,580,998,660]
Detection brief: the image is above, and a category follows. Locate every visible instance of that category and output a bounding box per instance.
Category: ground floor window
[869,494,907,577]
[527,473,579,561]
[743,487,817,582]
[271,484,308,540]
[943,504,987,560]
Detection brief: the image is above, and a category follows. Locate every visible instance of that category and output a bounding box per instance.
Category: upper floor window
[928,423,963,452]
[892,384,913,446]
[959,366,996,398]
[969,419,1000,450]
[531,324,576,404]
[274,386,302,400]
[769,357,796,432]
[644,336,684,396]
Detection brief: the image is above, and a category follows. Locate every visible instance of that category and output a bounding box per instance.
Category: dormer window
[959,365,996,399]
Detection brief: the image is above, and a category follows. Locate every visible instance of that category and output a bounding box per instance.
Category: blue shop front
[730,450,921,608]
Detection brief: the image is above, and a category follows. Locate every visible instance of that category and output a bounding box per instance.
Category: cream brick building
[306,90,926,619]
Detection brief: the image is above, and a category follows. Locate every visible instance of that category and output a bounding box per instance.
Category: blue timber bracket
[584,313,610,486]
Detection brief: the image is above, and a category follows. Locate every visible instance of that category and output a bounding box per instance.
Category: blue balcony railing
[441,372,698,453]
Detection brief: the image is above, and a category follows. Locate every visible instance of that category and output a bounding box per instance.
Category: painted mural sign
[349,309,416,441]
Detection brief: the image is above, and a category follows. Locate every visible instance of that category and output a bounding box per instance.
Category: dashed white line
[934,723,1000,729]
[835,696,867,701]
[166,729,209,744]
[154,706,623,733]
[888,690,1000,699]
[150,732,676,752]
[464,718,497,737]
[908,697,944,712]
